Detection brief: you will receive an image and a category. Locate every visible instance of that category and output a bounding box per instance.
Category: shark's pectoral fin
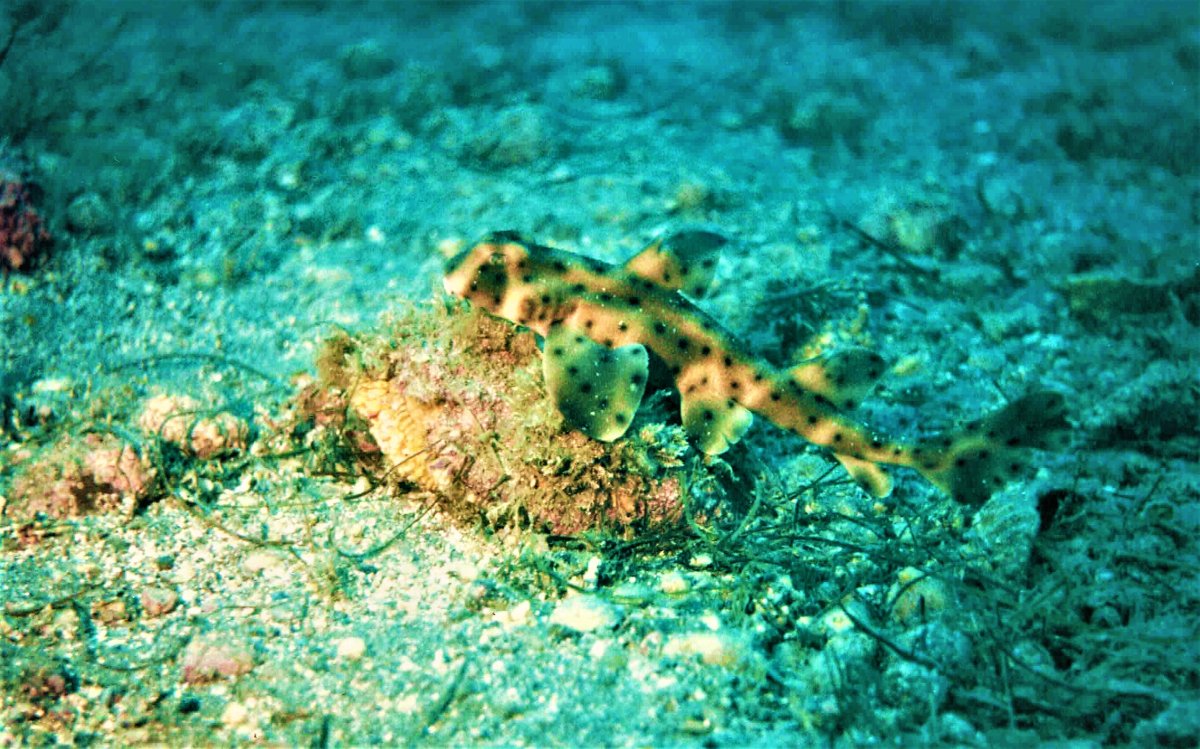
[543,323,649,441]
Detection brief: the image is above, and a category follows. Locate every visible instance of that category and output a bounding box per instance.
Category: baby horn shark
[443,230,1068,503]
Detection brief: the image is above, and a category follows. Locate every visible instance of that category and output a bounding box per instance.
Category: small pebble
[547,165,575,183]
[336,636,367,661]
[581,556,603,587]
[573,64,620,100]
[140,587,179,617]
[549,595,621,633]
[221,700,249,727]
[242,550,285,575]
[496,599,532,629]
[659,571,690,595]
[171,560,197,584]
[663,632,746,668]
[609,582,653,606]
[31,377,73,394]
[92,598,128,625]
[680,716,713,735]
[65,192,113,235]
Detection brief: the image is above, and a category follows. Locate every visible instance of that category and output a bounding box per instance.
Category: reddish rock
[180,636,255,684]
[140,587,179,617]
[0,158,52,273]
[4,434,154,522]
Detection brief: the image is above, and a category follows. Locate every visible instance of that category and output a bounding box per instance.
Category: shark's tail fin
[915,391,1070,505]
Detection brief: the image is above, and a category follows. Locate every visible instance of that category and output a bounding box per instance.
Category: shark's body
[443,230,1067,503]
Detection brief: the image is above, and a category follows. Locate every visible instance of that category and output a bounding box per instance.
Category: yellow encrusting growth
[443,230,1068,502]
[349,380,445,490]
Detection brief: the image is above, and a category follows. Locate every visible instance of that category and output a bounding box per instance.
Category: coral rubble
[310,306,717,534]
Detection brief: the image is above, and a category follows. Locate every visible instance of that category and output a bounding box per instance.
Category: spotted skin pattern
[443,230,1067,502]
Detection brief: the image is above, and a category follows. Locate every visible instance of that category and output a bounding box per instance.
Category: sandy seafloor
[1,1,1199,746]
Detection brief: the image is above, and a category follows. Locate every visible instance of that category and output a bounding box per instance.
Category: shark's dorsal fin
[542,322,649,441]
[790,348,887,410]
[623,230,727,297]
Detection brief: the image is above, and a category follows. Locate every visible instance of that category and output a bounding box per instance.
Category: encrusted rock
[65,192,113,236]
[137,394,249,459]
[4,434,154,522]
[1060,269,1200,324]
[963,487,1040,577]
[0,151,53,272]
[180,636,255,684]
[338,40,394,79]
[859,183,967,258]
[327,307,712,533]
[443,104,557,169]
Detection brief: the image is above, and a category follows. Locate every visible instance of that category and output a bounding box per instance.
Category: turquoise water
[1,2,1197,745]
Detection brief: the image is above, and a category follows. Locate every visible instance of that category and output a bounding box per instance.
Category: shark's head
[442,233,531,314]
